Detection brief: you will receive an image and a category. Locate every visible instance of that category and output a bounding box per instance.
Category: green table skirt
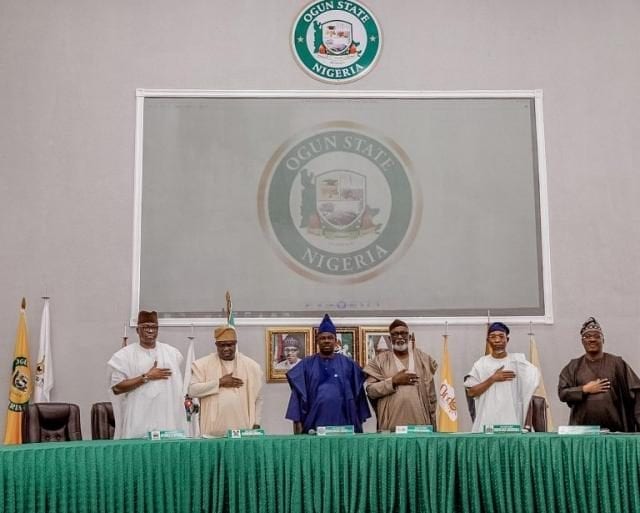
[1,433,639,513]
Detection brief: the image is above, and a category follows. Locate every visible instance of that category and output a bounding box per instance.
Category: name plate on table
[483,424,522,434]
[227,429,266,439]
[558,425,600,435]
[395,425,434,434]
[316,425,355,436]
[148,430,186,441]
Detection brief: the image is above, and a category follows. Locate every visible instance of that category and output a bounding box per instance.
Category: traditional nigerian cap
[137,310,158,324]
[488,321,510,336]
[214,326,237,342]
[580,317,603,336]
[283,335,301,348]
[317,313,336,334]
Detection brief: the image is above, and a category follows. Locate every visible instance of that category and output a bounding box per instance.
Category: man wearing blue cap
[465,322,540,432]
[285,314,371,433]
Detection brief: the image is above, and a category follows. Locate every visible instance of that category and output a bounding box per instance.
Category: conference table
[1,432,639,513]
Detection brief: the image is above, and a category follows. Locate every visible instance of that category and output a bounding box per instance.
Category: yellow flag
[437,334,458,432]
[4,298,32,444]
[529,334,554,432]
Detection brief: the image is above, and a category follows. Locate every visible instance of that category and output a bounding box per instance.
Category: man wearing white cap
[189,326,264,436]
[108,310,187,439]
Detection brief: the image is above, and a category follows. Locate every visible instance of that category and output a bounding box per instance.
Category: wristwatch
[141,374,149,383]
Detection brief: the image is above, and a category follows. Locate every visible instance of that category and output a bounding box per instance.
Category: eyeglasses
[390,331,410,339]
[139,324,158,332]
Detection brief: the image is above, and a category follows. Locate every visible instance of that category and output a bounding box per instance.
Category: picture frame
[313,326,360,364]
[266,327,313,383]
[358,327,392,367]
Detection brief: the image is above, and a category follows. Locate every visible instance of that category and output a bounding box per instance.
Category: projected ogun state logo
[291,1,382,83]
[259,123,421,283]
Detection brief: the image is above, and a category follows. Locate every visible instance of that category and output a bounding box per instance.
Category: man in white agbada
[189,326,264,436]
[465,322,540,432]
[108,311,187,439]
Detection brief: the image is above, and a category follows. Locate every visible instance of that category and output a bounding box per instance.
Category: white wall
[1,0,639,436]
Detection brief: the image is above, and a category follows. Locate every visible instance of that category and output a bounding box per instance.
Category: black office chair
[90,401,115,440]
[22,403,82,442]
[525,395,548,432]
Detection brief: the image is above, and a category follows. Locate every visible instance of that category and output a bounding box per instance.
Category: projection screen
[131,90,552,325]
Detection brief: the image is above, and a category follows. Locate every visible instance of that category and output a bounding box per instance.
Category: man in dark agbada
[285,314,370,433]
[558,316,640,432]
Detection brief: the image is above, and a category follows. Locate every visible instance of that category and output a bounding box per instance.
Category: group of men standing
[107,311,640,439]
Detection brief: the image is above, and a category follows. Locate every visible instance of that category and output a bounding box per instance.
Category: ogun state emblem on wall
[291,0,382,83]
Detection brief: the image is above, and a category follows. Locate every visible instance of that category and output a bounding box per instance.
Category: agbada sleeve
[188,359,220,398]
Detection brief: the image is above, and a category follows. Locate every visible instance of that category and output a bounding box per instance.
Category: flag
[182,337,200,438]
[529,333,554,431]
[225,290,236,327]
[4,298,32,444]
[33,298,53,403]
[437,334,458,432]
[182,337,196,397]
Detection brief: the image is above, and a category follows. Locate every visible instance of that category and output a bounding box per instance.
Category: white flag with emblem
[182,336,200,438]
[33,298,53,403]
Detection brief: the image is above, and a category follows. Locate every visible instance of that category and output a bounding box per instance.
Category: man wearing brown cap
[189,326,264,436]
[108,311,187,439]
[558,317,640,432]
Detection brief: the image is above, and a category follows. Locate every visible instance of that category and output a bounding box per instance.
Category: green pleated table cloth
[1,433,639,513]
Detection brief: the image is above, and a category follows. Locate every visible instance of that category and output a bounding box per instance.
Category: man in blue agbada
[285,314,371,433]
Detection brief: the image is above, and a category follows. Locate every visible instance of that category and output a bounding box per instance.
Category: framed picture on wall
[313,326,359,363]
[266,327,313,383]
[359,327,392,367]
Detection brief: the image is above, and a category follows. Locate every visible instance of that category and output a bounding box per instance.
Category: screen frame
[130,89,552,327]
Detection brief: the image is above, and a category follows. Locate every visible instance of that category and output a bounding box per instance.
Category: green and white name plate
[148,430,186,441]
[558,425,600,435]
[317,425,355,436]
[227,429,266,439]
[483,424,523,434]
[395,425,434,434]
